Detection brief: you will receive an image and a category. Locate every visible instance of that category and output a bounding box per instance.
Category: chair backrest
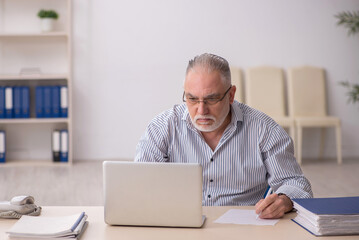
[230,66,244,103]
[287,66,327,117]
[245,66,286,117]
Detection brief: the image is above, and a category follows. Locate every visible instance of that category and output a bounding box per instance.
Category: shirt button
[208,194,211,198]
[210,158,213,162]
[210,179,213,182]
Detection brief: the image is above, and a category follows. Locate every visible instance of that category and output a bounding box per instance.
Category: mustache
[194,115,216,121]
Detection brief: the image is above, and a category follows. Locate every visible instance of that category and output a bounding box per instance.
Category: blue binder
[60,86,68,118]
[43,86,52,118]
[36,86,44,118]
[5,87,13,118]
[21,87,30,118]
[13,87,22,118]
[0,131,5,163]
[0,87,5,118]
[292,196,359,215]
[51,86,60,118]
[60,129,68,162]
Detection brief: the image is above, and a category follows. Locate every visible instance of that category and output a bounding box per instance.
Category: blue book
[60,130,68,162]
[13,87,22,118]
[43,86,52,118]
[36,86,44,118]
[21,87,30,118]
[5,87,13,118]
[0,87,5,118]
[60,86,68,118]
[51,86,60,118]
[0,131,5,163]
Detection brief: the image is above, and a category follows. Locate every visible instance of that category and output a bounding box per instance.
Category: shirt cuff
[275,185,313,199]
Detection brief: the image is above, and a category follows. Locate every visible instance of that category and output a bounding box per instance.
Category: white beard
[191,109,229,132]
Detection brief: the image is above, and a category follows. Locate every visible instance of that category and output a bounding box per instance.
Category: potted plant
[335,11,359,106]
[37,9,59,32]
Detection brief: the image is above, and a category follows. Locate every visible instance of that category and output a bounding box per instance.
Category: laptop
[103,161,205,227]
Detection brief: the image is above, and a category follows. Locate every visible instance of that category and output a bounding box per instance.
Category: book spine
[51,86,60,118]
[43,86,52,118]
[36,86,44,118]
[60,130,68,162]
[60,86,68,118]
[21,86,30,118]
[52,130,61,162]
[0,131,5,163]
[0,87,5,119]
[5,87,13,118]
[13,86,22,118]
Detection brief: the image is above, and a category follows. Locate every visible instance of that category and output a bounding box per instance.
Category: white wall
[72,0,359,160]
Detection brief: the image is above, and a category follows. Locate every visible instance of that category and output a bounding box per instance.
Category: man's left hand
[255,193,293,219]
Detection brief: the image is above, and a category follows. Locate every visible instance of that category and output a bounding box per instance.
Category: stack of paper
[292,196,359,236]
[6,212,88,239]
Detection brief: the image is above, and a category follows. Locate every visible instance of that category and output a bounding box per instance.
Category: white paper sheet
[214,209,279,226]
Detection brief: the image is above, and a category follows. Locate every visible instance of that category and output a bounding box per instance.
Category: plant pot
[40,18,55,32]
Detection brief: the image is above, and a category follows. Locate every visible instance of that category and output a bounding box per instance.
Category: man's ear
[229,85,236,104]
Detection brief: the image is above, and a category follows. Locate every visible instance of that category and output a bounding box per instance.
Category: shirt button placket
[208,157,214,201]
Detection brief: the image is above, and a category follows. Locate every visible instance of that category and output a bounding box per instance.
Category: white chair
[230,67,244,103]
[287,66,342,165]
[245,66,296,144]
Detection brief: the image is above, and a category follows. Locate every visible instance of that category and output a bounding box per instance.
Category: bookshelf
[0,0,72,166]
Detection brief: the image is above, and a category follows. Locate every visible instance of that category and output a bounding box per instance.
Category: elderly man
[135,53,312,219]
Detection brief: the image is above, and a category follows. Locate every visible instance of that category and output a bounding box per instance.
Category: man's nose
[197,101,209,115]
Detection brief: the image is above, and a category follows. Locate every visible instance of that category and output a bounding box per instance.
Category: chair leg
[319,128,326,160]
[336,125,342,164]
[297,126,303,165]
[289,125,296,159]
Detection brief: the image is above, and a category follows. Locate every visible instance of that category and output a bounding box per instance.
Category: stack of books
[292,196,359,236]
[6,212,88,239]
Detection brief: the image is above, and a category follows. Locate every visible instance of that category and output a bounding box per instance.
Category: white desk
[0,206,357,240]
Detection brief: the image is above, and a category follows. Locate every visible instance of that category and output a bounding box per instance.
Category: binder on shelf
[36,86,44,118]
[52,130,61,162]
[52,86,60,118]
[0,87,5,118]
[5,87,13,118]
[21,86,30,118]
[13,87,22,118]
[60,86,68,118]
[60,130,68,162]
[0,131,5,163]
[43,86,52,118]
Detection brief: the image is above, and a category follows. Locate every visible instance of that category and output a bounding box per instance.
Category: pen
[256,187,273,219]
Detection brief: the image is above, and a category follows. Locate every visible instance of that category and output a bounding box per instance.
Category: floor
[1,158,358,206]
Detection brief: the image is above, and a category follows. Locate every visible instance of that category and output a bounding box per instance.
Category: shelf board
[0,32,68,38]
[0,74,68,80]
[0,160,71,167]
[0,118,69,124]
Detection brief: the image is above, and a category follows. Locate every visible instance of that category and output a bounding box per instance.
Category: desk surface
[0,206,357,240]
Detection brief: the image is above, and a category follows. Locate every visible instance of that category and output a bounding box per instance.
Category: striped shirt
[135,101,313,206]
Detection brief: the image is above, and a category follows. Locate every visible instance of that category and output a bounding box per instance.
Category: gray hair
[185,53,231,87]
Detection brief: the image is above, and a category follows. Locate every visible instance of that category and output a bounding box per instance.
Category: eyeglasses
[183,86,232,105]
